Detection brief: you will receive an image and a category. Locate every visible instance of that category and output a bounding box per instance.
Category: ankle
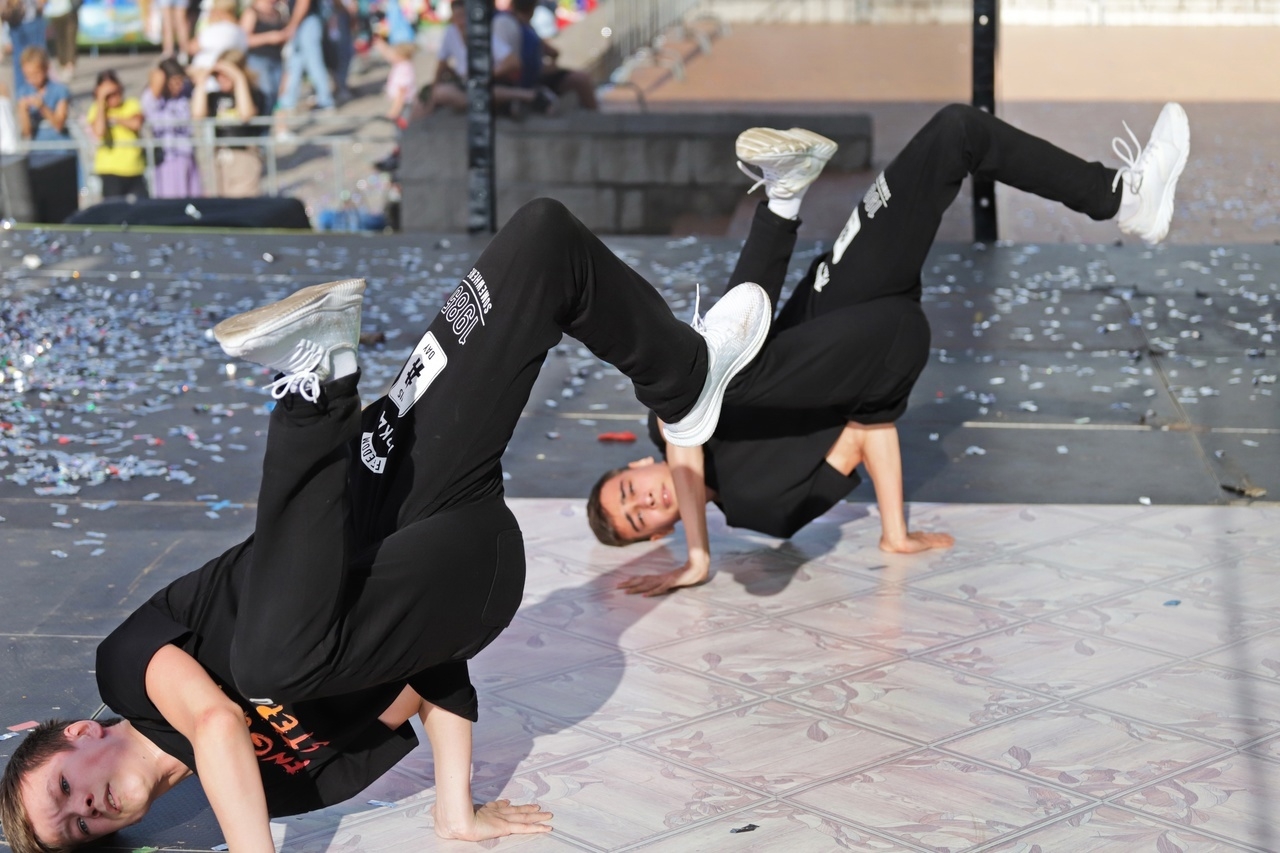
[331,348,358,380]
[1117,180,1141,221]
[767,195,803,220]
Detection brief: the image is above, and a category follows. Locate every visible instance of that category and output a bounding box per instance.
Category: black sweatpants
[721,104,1123,420]
[229,198,708,707]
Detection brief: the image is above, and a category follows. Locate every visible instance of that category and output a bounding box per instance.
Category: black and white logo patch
[361,410,396,474]
[441,267,493,345]
[389,330,448,417]
[832,206,861,266]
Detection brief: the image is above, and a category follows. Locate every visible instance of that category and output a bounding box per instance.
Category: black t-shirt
[649,406,862,539]
[96,537,419,817]
[206,87,270,139]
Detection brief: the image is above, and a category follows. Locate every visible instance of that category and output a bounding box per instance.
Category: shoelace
[263,339,326,403]
[736,160,777,195]
[267,370,322,403]
[1111,120,1146,194]
[690,285,706,334]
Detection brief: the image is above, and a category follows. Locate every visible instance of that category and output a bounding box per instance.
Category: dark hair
[158,57,185,81]
[512,0,538,14]
[94,69,122,88]
[0,718,122,853]
[586,466,634,547]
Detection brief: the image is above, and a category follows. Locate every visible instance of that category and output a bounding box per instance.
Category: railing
[700,0,1280,23]
[594,0,730,107]
[3,114,399,223]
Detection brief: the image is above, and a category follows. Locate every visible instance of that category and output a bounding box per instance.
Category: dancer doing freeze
[0,200,772,851]
[587,103,1191,597]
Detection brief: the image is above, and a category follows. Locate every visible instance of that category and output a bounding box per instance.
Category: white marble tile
[984,804,1252,852]
[494,746,765,850]
[925,622,1176,698]
[494,655,760,740]
[279,501,1280,852]
[643,618,897,694]
[1048,588,1274,658]
[791,750,1088,850]
[1080,662,1280,747]
[635,699,915,794]
[782,586,1021,654]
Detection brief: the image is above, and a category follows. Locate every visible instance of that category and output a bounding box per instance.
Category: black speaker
[66,196,312,229]
[0,154,36,221]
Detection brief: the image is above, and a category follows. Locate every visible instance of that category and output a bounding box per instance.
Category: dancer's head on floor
[0,717,159,851]
[587,457,682,546]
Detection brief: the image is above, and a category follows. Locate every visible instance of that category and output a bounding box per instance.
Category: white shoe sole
[736,128,810,164]
[1143,103,1190,244]
[214,278,366,357]
[664,283,771,448]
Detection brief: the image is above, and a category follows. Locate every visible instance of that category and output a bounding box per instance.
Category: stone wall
[398,111,872,233]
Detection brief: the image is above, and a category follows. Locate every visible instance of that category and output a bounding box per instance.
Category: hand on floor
[880,530,955,554]
[433,799,553,841]
[618,560,711,597]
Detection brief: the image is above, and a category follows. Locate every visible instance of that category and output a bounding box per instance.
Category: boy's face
[20,722,154,847]
[598,459,681,542]
[21,59,47,89]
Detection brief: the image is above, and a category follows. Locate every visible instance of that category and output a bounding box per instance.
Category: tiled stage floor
[259,499,1280,853]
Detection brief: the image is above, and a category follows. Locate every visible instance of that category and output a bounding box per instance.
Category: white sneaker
[736,127,838,200]
[1113,102,1190,244]
[663,283,771,448]
[214,279,366,402]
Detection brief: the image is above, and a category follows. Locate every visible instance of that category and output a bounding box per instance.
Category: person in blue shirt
[13,45,72,167]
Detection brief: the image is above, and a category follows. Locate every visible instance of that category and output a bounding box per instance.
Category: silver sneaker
[1113,102,1190,244]
[214,278,366,402]
[663,282,771,448]
[736,127,838,200]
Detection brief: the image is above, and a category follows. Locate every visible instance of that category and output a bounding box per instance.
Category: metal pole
[465,0,496,234]
[972,0,998,243]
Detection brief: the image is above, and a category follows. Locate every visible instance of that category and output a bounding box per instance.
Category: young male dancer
[587,103,1191,597]
[0,199,772,851]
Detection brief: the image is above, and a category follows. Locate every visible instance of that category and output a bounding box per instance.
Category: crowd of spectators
[0,0,599,209]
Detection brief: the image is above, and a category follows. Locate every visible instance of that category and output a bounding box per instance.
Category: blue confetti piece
[1164,600,1181,607]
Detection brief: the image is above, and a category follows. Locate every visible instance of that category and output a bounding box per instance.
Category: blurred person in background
[13,45,70,166]
[156,0,192,58]
[191,49,268,196]
[86,69,148,199]
[241,0,289,114]
[190,0,250,70]
[41,0,76,82]
[141,57,202,198]
[328,0,357,103]
[3,0,47,84]
[494,0,596,111]
[275,0,336,134]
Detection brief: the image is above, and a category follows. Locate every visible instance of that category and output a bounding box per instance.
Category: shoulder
[121,96,144,114]
[46,82,70,101]
[97,600,193,722]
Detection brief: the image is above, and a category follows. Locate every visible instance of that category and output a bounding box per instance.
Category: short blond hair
[211,0,239,14]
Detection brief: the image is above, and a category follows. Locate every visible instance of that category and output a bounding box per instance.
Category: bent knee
[507,197,574,233]
[933,103,978,133]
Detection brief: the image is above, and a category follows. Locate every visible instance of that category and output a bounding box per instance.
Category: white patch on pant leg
[813,261,831,292]
[862,171,891,220]
[389,330,448,417]
[832,206,861,266]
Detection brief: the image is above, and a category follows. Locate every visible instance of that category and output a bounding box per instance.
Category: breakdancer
[0,199,772,851]
[587,103,1191,596]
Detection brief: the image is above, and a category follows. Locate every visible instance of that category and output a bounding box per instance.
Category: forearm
[857,423,908,545]
[193,711,274,852]
[420,700,474,829]
[666,440,710,570]
[90,106,109,140]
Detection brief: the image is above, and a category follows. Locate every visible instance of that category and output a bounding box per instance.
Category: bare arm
[844,422,954,554]
[284,0,308,36]
[619,426,714,597]
[146,645,274,852]
[15,95,35,139]
[189,70,211,119]
[89,96,109,141]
